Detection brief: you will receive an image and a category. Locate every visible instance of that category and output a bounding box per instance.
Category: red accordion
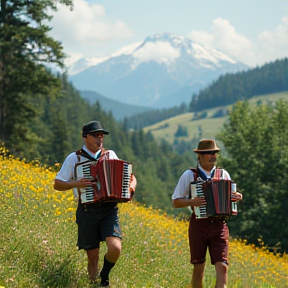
[75,159,133,204]
[191,178,239,219]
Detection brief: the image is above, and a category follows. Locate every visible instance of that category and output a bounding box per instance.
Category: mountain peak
[145,32,181,41]
[69,32,248,108]
[137,32,236,65]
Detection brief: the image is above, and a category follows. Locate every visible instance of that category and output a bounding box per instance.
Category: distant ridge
[80,90,153,120]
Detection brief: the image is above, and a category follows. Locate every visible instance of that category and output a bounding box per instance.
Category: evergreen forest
[189,57,288,111]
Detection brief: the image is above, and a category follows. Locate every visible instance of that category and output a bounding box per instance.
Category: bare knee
[215,261,228,274]
[105,237,122,262]
[108,241,121,256]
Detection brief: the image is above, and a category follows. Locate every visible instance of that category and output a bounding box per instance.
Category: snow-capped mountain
[68,33,249,108]
[67,57,109,75]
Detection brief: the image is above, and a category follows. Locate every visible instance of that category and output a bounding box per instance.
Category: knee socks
[100,255,115,283]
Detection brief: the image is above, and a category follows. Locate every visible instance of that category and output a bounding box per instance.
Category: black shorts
[76,203,122,250]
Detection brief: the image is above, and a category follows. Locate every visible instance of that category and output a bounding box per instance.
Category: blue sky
[49,0,288,67]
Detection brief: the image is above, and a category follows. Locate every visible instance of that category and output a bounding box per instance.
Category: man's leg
[191,262,205,288]
[86,248,100,281]
[215,261,228,288]
[100,237,121,286]
[105,236,121,262]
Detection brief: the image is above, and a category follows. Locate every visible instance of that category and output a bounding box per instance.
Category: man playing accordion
[54,120,137,287]
[172,139,242,288]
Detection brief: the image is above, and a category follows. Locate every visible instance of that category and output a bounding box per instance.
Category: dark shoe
[99,280,110,287]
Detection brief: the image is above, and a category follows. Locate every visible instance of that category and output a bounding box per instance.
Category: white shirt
[172,165,231,200]
[55,145,118,198]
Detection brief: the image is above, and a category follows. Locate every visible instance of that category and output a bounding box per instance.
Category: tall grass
[0,148,287,287]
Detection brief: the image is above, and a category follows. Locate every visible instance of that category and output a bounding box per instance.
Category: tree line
[189,58,288,111]
[123,102,188,130]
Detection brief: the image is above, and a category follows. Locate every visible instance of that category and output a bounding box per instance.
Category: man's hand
[75,178,95,188]
[231,192,242,201]
[191,196,207,207]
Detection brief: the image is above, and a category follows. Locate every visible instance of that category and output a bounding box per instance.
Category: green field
[1,149,288,287]
[144,91,288,144]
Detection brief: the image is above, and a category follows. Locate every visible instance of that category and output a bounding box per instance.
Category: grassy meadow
[144,91,288,144]
[1,148,288,288]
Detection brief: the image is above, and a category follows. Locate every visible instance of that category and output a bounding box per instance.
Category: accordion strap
[75,148,108,162]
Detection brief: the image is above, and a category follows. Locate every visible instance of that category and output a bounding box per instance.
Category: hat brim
[194,148,220,153]
[88,129,109,135]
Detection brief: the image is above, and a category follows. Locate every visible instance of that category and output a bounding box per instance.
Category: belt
[209,216,228,223]
[80,201,117,212]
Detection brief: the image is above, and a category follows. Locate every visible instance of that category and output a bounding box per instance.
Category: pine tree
[0,0,73,153]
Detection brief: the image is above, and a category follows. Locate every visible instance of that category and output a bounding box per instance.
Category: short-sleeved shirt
[55,145,118,199]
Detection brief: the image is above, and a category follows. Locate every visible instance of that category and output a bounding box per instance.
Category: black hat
[82,121,109,136]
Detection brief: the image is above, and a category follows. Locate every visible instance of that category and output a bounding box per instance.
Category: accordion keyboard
[121,163,132,198]
[191,181,207,218]
[75,161,94,203]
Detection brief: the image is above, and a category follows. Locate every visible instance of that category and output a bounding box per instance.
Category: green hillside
[1,153,288,288]
[144,91,288,145]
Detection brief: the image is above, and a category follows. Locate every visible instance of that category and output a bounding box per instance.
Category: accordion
[191,179,238,219]
[75,159,133,204]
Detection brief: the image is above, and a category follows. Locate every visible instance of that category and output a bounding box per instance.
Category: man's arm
[54,178,94,191]
[172,197,206,208]
[172,170,206,208]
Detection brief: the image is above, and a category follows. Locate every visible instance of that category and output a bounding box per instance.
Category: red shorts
[188,216,229,265]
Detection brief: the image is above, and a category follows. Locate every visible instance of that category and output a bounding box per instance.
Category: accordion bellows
[75,159,132,204]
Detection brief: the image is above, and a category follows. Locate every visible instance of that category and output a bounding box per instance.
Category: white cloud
[48,1,288,68]
[133,41,180,63]
[188,17,288,66]
[188,17,288,67]
[256,16,288,64]
[188,18,254,66]
[49,0,134,64]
